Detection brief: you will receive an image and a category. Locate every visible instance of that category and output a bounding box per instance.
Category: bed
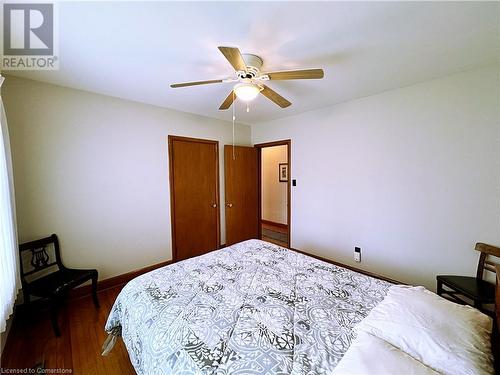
[103,239,496,374]
[104,239,391,374]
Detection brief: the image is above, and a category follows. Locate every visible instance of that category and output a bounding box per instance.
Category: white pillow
[356,285,493,375]
[333,331,439,375]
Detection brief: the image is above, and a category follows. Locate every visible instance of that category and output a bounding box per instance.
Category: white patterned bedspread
[105,239,391,374]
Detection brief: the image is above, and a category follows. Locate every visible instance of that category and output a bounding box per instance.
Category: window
[0,77,20,332]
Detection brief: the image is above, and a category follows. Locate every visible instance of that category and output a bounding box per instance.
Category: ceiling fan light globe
[234,83,260,102]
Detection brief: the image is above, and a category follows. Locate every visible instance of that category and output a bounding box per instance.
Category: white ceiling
[7,1,500,124]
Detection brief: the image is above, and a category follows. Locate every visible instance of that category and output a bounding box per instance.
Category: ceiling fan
[170,46,324,110]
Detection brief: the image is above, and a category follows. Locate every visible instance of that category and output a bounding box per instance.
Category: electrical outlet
[354,247,361,262]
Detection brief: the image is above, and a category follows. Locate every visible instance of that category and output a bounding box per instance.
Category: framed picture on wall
[279,163,288,182]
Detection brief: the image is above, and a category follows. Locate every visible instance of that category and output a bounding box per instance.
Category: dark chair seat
[19,234,99,337]
[436,243,500,313]
[437,275,495,303]
[29,268,98,297]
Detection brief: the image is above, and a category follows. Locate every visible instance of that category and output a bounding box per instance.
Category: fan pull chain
[246,103,249,113]
[232,91,235,160]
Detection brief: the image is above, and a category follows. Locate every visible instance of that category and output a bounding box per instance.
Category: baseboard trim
[261,219,288,229]
[289,247,402,285]
[69,259,173,300]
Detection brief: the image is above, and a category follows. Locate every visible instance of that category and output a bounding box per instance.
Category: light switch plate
[354,247,361,262]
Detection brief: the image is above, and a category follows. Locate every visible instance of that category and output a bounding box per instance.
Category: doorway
[255,140,291,248]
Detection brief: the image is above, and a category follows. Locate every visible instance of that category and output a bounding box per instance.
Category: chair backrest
[476,243,500,280]
[19,234,63,285]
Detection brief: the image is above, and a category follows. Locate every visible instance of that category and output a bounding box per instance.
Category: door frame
[168,135,221,262]
[254,139,291,248]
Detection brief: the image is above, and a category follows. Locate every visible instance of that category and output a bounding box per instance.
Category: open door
[224,145,259,246]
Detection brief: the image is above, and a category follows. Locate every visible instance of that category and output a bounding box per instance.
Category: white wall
[2,77,251,280]
[253,65,500,290]
[261,145,288,224]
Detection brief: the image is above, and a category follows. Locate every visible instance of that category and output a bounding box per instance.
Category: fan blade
[170,79,223,88]
[218,46,247,72]
[266,69,324,80]
[261,85,291,108]
[219,90,236,110]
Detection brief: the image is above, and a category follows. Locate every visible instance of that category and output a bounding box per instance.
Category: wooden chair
[19,234,99,337]
[437,242,500,312]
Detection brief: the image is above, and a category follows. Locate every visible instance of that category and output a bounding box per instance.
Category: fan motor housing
[239,54,263,79]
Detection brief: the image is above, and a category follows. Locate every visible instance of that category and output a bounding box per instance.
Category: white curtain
[0,75,21,332]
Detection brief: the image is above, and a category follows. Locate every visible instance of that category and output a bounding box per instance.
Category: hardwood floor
[1,287,135,374]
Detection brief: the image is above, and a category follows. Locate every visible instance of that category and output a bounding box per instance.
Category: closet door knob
[212,203,217,208]
[226,203,233,208]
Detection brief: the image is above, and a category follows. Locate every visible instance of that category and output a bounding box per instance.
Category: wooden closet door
[224,145,259,246]
[169,136,220,261]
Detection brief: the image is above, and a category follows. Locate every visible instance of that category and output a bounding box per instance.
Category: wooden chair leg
[91,273,100,308]
[50,298,61,337]
[23,289,30,305]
